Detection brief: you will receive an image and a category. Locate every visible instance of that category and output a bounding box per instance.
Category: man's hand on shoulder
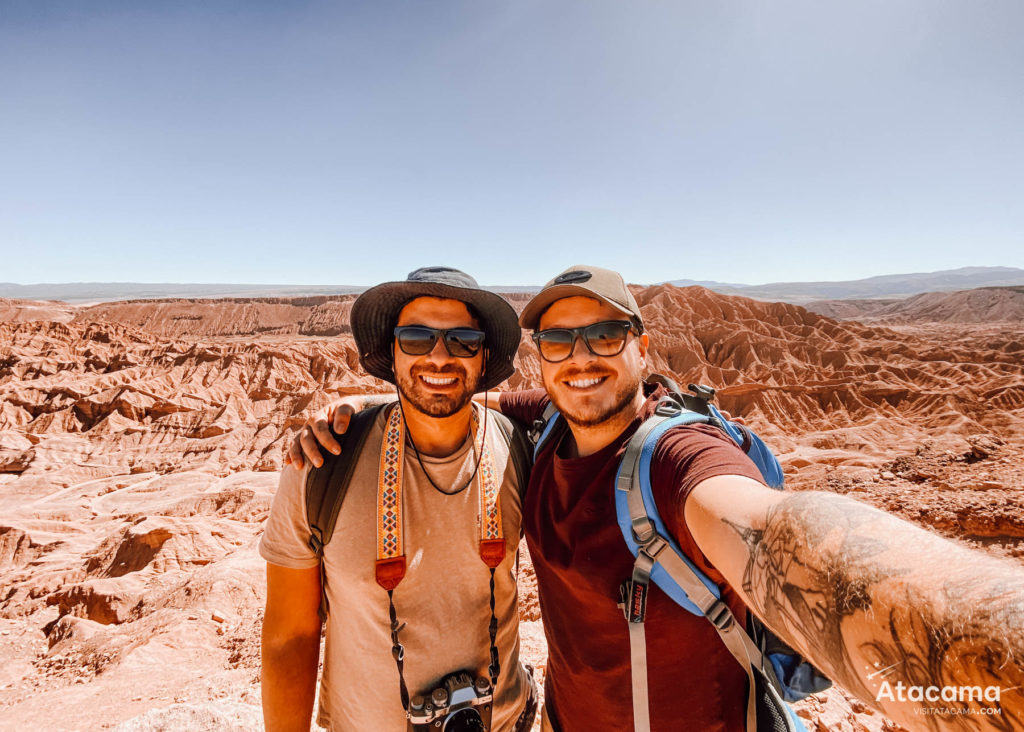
[285,396,359,469]
[286,394,396,469]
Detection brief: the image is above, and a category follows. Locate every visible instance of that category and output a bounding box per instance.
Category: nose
[424,336,453,364]
[564,332,596,365]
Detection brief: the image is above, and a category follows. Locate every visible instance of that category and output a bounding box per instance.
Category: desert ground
[2,285,1023,731]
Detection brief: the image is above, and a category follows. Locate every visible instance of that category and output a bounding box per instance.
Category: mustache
[411,364,466,378]
[555,365,613,381]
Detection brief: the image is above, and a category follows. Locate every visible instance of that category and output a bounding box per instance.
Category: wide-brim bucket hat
[350,266,520,392]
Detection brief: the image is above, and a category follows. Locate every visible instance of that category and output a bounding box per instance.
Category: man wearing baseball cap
[261,267,537,731]
[499,265,763,730]
[294,265,1024,731]
[501,265,1024,731]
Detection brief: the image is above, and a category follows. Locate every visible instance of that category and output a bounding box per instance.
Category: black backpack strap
[527,401,560,446]
[304,403,386,620]
[489,410,532,502]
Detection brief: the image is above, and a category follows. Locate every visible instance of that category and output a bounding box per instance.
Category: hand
[719,409,745,425]
[285,397,361,470]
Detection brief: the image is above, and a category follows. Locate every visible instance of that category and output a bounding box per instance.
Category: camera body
[407,671,493,732]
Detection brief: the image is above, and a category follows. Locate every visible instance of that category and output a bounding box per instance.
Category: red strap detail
[479,538,505,569]
[375,556,407,591]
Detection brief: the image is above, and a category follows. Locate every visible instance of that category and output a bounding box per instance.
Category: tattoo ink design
[725,492,1024,731]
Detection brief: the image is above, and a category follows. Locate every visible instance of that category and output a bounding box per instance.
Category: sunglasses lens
[444,329,485,357]
[535,330,575,362]
[584,322,629,356]
[397,327,438,355]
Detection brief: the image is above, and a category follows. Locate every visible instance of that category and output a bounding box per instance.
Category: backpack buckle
[655,399,682,417]
[308,529,325,558]
[705,598,734,631]
[639,533,668,560]
[688,383,716,403]
[631,516,658,544]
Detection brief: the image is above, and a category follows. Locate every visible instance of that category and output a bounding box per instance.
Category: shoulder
[653,422,751,465]
[260,464,320,569]
[497,388,550,424]
[648,422,765,516]
[485,408,532,497]
[270,464,312,522]
[277,463,310,501]
[485,407,529,439]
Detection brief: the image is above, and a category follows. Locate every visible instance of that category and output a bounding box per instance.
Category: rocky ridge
[1,285,1022,730]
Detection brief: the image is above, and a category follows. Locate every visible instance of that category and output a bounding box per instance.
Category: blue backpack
[529,374,830,732]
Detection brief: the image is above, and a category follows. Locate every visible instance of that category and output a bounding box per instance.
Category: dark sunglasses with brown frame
[393,325,486,358]
[531,320,640,363]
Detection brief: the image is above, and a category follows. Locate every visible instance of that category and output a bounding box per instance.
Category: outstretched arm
[472,391,505,410]
[685,476,1024,731]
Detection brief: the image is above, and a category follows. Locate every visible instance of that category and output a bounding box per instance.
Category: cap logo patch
[554,270,592,285]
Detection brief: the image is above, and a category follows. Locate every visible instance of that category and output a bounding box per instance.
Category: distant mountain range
[0,282,364,304]
[3,266,1023,304]
[664,266,1024,303]
[805,285,1024,323]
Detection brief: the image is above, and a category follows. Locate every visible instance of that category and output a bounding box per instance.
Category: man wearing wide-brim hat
[260,267,537,731]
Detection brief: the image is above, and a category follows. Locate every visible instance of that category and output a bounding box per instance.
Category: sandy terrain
[1,285,1022,731]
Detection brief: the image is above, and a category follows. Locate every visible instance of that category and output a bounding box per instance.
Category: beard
[396,363,480,418]
[546,365,641,428]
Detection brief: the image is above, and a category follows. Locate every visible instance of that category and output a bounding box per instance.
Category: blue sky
[1,0,1022,287]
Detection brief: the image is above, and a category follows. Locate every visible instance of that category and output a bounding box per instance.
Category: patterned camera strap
[375,403,506,710]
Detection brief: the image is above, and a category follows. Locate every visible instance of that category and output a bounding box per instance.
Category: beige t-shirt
[260,405,530,731]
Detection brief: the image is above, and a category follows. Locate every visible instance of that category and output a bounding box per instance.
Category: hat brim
[518,284,636,330]
[351,281,520,392]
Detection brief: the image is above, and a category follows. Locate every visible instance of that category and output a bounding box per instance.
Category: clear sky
[1,0,1022,287]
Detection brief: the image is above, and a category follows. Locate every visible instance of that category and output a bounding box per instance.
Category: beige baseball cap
[519,265,644,331]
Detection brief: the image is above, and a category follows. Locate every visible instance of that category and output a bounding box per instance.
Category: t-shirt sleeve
[258,465,321,569]
[497,388,550,426]
[649,424,766,572]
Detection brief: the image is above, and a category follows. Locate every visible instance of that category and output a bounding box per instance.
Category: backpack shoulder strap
[527,401,564,460]
[615,409,722,615]
[647,373,786,490]
[304,403,386,619]
[615,408,803,732]
[488,410,532,500]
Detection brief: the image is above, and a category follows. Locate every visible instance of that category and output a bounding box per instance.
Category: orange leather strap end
[479,538,506,569]
[375,556,407,591]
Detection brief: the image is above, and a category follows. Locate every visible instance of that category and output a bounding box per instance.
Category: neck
[564,387,646,458]
[398,396,473,458]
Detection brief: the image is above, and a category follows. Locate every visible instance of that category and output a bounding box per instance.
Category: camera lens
[442,707,485,732]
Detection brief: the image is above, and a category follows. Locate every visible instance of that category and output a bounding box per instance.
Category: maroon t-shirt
[500,385,766,732]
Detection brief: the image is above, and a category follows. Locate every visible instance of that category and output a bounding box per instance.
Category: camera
[407,671,493,732]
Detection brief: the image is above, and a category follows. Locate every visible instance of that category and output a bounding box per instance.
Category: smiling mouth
[563,375,608,390]
[420,374,458,387]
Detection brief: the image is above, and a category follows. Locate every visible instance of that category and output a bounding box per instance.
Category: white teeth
[567,377,603,388]
[422,375,456,385]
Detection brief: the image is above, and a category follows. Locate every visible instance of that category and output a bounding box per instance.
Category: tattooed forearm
[727,491,1024,731]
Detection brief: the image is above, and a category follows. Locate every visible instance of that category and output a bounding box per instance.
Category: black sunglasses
[531,320,639,363]
[393,326,486,358]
